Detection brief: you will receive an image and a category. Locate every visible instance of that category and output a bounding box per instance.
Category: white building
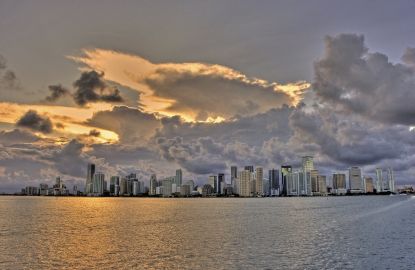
[239,170,251,197]
[93,172,105,195]
[349,166,363,193]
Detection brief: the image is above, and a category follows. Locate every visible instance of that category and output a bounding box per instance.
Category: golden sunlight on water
[0,196,414,269]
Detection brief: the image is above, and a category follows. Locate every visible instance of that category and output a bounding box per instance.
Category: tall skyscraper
[317,175,327,194]
[268,169,280,196]
[375,168,383,192]
[149,174,157,195]
[93,172,105,195]
[286,171,300,196]
[244,165,254,173]
[310,169,319,193]
[349,167,363,193]
[110,176,119,195]
[255,167,263,196]
[364,176,374,193]
[162,177,173,197]
[175,169,182,187]
[387,168,395,193]
[281,165,292,196]
[231,166,238,185]
[239,170,251,197]
[85,163,95,194]
[218,173,225,194]
[302,156,314,172]
[119,177,128,196]
[208,175,218,193]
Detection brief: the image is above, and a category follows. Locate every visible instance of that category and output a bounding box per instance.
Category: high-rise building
[184,180,195,191]
[239,170,251,197]
[149,174,158,195]
[332,173,347,194]
[302,156,314,172]
[255,167,263,196]
[231,166,238,185]
[93,172,105,195]
[175,169,182,187]
[349,167,363,193]
[286,171,300,196]
[317,175,327,194]
[268,169,280,196]
[244,165,254,173]
[218,173,225,194]
[162,177,173,197]
[208,175,218,193]
[119,177,128,196]
[110,176,119,195]
[85,163,95,194]
[387,168,395,193]
[364,177,374,193]
[281,165,292,196]
[310,169,319,193]
[375,168,383,193]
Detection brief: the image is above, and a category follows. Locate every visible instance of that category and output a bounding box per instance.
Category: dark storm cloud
[88,129,101,137]
[73,70,123,106]
[16,110,53,134]
[313,34,415,125]
[45,84,70,101]
[0,54,18,89]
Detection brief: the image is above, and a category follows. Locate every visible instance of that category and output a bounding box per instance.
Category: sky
[1,0,415,192]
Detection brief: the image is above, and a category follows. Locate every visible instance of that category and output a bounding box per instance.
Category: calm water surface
[0,196,414,269]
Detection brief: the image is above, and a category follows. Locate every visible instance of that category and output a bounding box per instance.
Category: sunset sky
[1,0,415,191]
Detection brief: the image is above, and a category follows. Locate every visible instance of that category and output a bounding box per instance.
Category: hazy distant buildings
[244,165,254,173]
[268,169,280,196]
[149,174,158,196]
[218,173,225,194]
[364,177,374,193]
[231,166,238,185]
[281,165,292,196]
[208,175,218,194]
[387,168,395,193]
[93,172,106,195]
[175,169,182,187]
[317,175,327,195]
[110,176,119,196]
[375,168,383,192]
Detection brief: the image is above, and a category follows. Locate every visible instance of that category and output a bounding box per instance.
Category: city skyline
[1,1,415,193]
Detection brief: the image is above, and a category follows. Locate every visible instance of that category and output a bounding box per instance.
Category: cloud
[313,33,415,125]
[16,110,53,134]
[88,129,101,137]
[402,47,415,66]
[73,70,123,106]
[0,54,18,90]
[45,84,70,102]
[71,49,310,121]
[0,129,39,146]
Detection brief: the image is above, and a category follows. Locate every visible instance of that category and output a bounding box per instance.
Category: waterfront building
[268,169,280,196]
[364,177,374,193]
[302,156,314,172]
[255,167,263,196]
[119,177,128,196]
[310,169,319,194]
[39,183,48,196]
[239,170,252,197]
[175,169,182,187]
[184,180,195,191]
[281,165,292,196]
[110,176,120,195]
[332,173,347,195]
[231,166,238,185]
[180,185,191,196]
[208,175,218,193]
[202,184,214,196]
[93,172,105,195]
[317,175,327,194]
[233,177,240,195]
[85,163,95,194]
[218,173,225,194]
[162,177,173,197]
[24,186,39,196]
[387,168,395,193]
[149,174,158,195]
[286,171,299,196]
[349,167,363,193]
[375,168,383,192]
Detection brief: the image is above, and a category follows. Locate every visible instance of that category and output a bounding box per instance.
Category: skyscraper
[239,170,251,197]
[149,174,157,195]
[302,156,314,172]
[175,169,182,187]
[208,175,218,193]
[255,167,263,196]
[387,168,395,193]
[93,172,105,195]
[310,169,319,193]
[110,176,119,195]
[231,166,238,185]
[218,173,225,194]
[317,175,327,194]
[349,167,363,193]
[85,163,95,194]
[281,165,292,196]
[332,173,347,194]
[268,169,280,196]
[364,176,374,193]
[375,168,383,192]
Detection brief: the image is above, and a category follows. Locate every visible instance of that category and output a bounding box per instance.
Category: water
[0,196,414,269]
